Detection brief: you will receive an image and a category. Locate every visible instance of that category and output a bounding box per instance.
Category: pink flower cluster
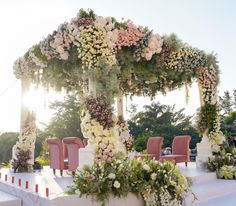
[50,24,72,60]
[116,20,144,48]
[96,140,115,163]
[198,66,217,103]
[85,96,114,129]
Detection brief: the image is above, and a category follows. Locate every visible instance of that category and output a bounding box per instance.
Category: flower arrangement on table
[68,158,192,206]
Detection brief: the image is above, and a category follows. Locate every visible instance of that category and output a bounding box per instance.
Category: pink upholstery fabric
[83,139,88,147]
[138,137,163,160]
[47,138,67,171]
[161,135,191,164]
[63,137,84,172]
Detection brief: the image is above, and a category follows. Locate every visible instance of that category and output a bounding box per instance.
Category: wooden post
[117,96,124,118]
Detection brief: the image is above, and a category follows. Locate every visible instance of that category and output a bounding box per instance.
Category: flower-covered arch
[12,9,223,171]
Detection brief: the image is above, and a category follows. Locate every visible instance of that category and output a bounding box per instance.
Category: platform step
[194,191,236,206]
[0,190,21,206]
[185,179,236,206]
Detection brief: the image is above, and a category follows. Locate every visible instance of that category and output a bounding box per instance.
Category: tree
[221,111,236,136]
[233,89,236,109]
[220,91,233,115]
[0,132,18,163]
[43,95,83,139]
[128,102,200,151]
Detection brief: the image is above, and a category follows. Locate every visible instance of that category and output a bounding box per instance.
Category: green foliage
[133,133,149,152]
[129,102,200,150]
[78,8,95,19]
[162,33,183,52]
[39,46,83,92]
[206,142,236,172]
[35,156,50,166]
[196,103,218,134]
[43,95,83,138]
[93,61,121,102]
[69,158,191,206]
[12,150,31,172]
[220,91,233,115]
[217,166,236,179]
[0,132,18,163]
[219,89,236,137]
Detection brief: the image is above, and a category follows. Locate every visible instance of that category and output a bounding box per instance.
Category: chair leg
[60,170,63,176]
[185,162,188,167]
[53,169,56,175]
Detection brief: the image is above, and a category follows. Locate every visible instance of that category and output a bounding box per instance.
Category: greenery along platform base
[68,158,192,206]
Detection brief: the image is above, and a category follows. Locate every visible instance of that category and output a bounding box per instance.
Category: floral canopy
[13,9,222,167]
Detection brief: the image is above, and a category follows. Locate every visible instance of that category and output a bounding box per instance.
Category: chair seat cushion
[160,154,186,163]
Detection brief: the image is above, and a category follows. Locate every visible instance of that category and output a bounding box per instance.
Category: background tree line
[0,89,235,163]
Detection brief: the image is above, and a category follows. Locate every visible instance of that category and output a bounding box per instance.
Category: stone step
[185,179,236,205]
[0,190,21,206]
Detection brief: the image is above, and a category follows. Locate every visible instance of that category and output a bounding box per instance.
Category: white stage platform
[0,163,236,206]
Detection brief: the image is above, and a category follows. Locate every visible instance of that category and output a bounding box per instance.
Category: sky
[0,0,235,132]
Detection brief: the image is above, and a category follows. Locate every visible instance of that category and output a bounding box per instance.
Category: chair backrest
[47,138,64,170]
[63,137,84,171]
[147,137,164,160]
[172,135,191,156]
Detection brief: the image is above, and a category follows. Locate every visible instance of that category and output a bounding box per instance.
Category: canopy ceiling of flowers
[13,9,223,166]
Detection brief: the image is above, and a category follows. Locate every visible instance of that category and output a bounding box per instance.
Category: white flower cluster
[12,113,37,165]
[113,180,121,189]
[116,119,133,152]
[77,25,117,69]
[142,185,158,206]
[198,66,218,104]
[142,34,163,60]
[13,57,31,79]
[159,188,181,206]
[81,110,116,162]
[50,24,72,60]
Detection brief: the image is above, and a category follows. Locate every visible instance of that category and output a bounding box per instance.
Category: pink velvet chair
[138,137,164,160]
[47,138,68,176]
[82,138,88,147]
[62,137,84,175]
[160,135,191,166]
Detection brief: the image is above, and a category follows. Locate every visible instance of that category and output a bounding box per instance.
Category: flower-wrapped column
[11,78,37,172]
[196,66,225,168]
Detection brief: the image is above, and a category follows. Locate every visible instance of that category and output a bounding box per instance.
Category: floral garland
[68,158,192,206]
[197,66,224,147]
